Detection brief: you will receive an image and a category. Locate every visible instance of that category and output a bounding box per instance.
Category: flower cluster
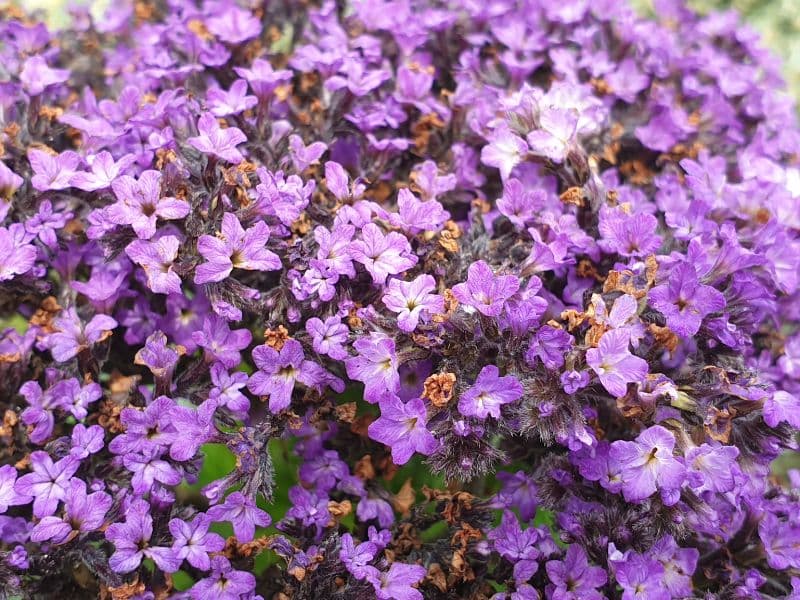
[0,0,799,598]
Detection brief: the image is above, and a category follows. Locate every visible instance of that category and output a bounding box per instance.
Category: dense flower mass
[1,0,800,598]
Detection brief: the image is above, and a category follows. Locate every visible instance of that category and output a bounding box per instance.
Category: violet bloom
[164,399,218,462]
[609,425,686,505]
[108,396,175,456]
[194,212,281,284]
[69,424,105,459]
[650,535,699,598]
[458,365,524,420]
[452,260,520,318]
[305,316,349,360]
[0,160,23,199]
[123,447,183,494]
[598,206,662,257]
[284,486,331,533]
[192,315,252,369]
[345,333,400,403]
[207,79,258,116]
[205,5,261,44]
[209,363,249,416]
[249,339,313,412]
[109,170,190,239]
[14,451,79,518]
[481,126,529,180]
[25,200,73,249]
[134,331,179,386]
[47,307,117,362]
[288,135,327,172]
[614,554,669,600]
[0,465,31,514]
[125,235,183,295]
[560,370,590,394]
[28,149,80,192]
[191,556,257,599]
[0,225,37,281]
[585,329,648,398]
[648,262,726,337]
[370,562,427,600]
[340,533,379,581]
[545,544,607,600]
[487,510,540,582]
[299,450,349,492]
[349,223,417,285]
[685,443,740,494]
[105,499,181,573]
[367,394,438,465]
[188,112,247,164]
[382,274,444,332]
[495,471,538,522]
[169,512,225,570]
[234,58,292,99]
[526,107,579,163]
[207,491,271,542]
[69,151,135,191]
[29,478,111,544]
[19,56,69,95]
[759,511,800,570]
[763,390,800,428]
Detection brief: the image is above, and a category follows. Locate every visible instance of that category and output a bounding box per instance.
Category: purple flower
[370,561,427,600]
[526,107,578,163]
[105,499,181,573]
[684,443,740,494]
[340,533,379,581]
[19,56,69,95]
[134,331,179,386]
[209,363,249,416]
[109,170,189,239]
[28,149,80,191]
[29,478,111,544]
[382,274,444,332]
[458,365,523,420]
[306,316,349,360]
[125,235,183,295]
[0,225,37,281]
[487,510,540,582]
[763,390,800,428]
[495,471,538,522]
[0,160,23,200]
[299,450,349,492]
[164,399,218,462]
[349,223,417,285]
[0,465,31,514]
[614,553,669,600]
[205,5,261,44]
[47,308,117,362]
[108,396,175,456]
[188,112,247,164]
[648,262,726,337]
[234,58,292,99]
[367,394,438,465]
[207,491,271,542]
[24,200,73,249]
[452,260,520,318]
[759,511,800,570]
[123,447,183,494]
[545,545,607,600]
[481,126,529,180]
[345,333,400,403]
[560,370,590,394]
[207,79,258,116]
[195,212,280,284]
[585,329,648,398]
[609,425,686,504]
[598,206,662,257]
[14,451,79,518]
[169,512,225,570]
[191,556,257,600]
[69,151,135,191]
[284,485,331,533]
[192,315,252,369]
[386,189,449,235]
[288,135,327,172]
[69,424,105,459]
[650,535,699,598]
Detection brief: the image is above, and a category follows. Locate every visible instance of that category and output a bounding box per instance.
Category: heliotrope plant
[0,0,799,598]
